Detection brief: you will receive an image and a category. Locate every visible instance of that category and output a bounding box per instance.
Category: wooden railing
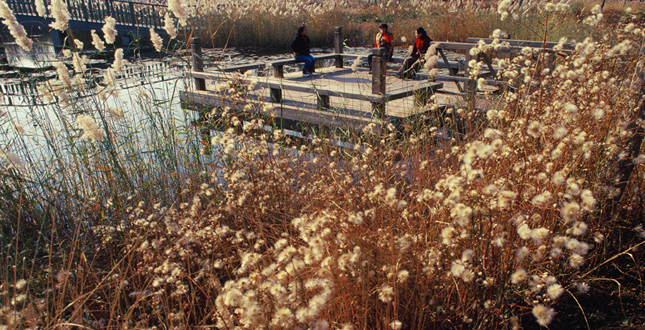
[6,0,167,30]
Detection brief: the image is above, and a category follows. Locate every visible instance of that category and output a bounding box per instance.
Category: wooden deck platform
[181,31,573,136]
[181,65,443,131]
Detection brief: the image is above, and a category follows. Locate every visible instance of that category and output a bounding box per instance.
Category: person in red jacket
[396,27,432,79]
[367,23,394,72]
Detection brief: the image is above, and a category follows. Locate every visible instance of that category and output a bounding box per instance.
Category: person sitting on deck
[290,24,316,77]
[396,27,432,79]
[367,23,394,73]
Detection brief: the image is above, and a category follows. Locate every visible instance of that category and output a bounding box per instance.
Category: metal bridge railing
[6,0,168,30]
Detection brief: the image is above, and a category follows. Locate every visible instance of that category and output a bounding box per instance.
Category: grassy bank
[1,0,645,329]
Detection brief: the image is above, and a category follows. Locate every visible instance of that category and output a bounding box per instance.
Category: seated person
[397,27,432,79]
[290,24,316,77]
[367,23,394,72]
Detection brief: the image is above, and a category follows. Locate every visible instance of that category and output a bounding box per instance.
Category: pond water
[0,46,463,166]
[0,45,466,206]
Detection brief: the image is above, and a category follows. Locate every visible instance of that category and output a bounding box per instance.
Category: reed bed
[1,0,645,329]
[182,0,644,50]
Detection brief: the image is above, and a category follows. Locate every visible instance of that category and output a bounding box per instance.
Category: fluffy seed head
[532,304,555,326]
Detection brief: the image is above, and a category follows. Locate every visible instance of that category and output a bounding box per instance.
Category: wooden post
[372,48,386,95]
[465,79,477,110]
[271,63,283,102]
[317,94,330,110]
[273,65,284,78]
[334,27,343,53]
[372,48,386,118]
[270,88,282,103]
[372,102,385,118]
[190,37,210,153]
[415,87,431,106]
[334,27,343,68]
[191,38,206,91]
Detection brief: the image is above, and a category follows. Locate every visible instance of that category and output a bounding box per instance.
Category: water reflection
[3,34,57,69]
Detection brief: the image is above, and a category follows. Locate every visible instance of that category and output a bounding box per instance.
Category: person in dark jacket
[367,23,394,72]
[396,27,432,79]
[290,25,316,77]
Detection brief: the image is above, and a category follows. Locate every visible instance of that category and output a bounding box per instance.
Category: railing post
[190,37,210,153]
[273,64,284,78]
[86,0,94,21]
[129,2,135,26]
[271,63,284,102]
[144,6,151,27]
[334,26,343,68]
[156,7,162,29]
[104,0,112,17]
[372,48,386,95]
[372,47,386,118]
[79,0,87,21]
[191,37,206,91]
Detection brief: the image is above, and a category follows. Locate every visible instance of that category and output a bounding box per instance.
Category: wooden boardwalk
[181,32,573,135]
[181,35,447,132]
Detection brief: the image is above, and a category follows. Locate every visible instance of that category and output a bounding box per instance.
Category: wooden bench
[268,53,344,78]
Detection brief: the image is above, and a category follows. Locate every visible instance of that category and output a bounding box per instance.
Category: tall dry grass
[178,0,633,50]
[1,0,645,329]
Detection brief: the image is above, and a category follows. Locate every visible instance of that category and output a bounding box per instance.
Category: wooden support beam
[335,27,343,68]
[437,48,458,76]
[270,88,282,103]
[317,94,331,110]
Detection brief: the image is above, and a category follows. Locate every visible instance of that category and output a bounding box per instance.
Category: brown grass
[1,1,645,329]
